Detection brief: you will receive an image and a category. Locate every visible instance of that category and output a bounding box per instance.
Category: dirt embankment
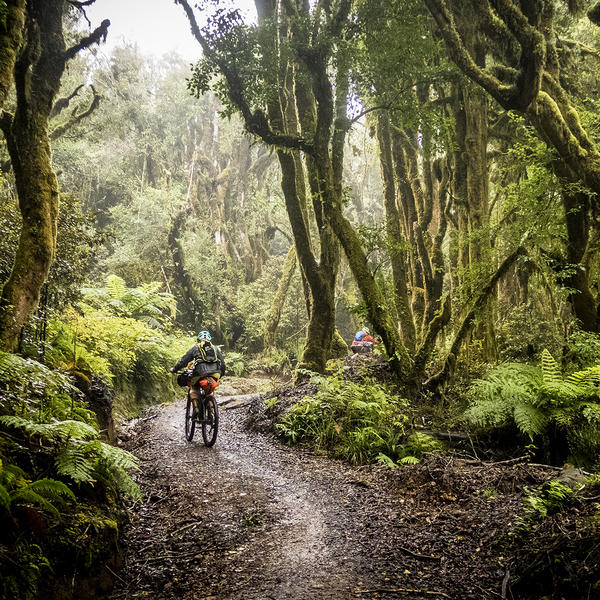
[109,383,596,600]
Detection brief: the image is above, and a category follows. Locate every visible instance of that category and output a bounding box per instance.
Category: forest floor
[108,376,585,600]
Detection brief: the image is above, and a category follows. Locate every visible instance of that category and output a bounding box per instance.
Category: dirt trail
[110,390,555,600]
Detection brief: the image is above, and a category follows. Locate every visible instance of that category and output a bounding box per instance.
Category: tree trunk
[0,1,65,351]
[264,245,296,350]
[425,246,526,392]
[376,112,416,352]
[561,188,598,331]
[0,0,25,111]
[0,1,109,351]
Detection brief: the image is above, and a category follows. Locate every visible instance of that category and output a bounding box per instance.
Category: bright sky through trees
[85,0,257,60]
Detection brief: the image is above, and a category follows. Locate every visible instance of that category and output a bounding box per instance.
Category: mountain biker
[171,330,226,402]
[350,327,380,354]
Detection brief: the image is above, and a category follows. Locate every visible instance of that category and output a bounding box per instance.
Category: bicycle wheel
[201,394,219,447]
[185,393,196,442]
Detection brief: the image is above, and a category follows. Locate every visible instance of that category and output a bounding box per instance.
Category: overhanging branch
[64,18,110,62]
[175,0,315,155]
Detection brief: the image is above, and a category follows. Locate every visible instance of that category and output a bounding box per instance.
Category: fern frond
[567,365,600,387]
[95,442,139,472]
[0,484,10,512]
[0,416,97,443]
[27,478,75,502]
[10,489,60,518]
[513,403,548,438]
[106,274,126,300]
[541,349,561,385]
[0,462,27,486]
[582,402,600,423]
[54,447,95,483]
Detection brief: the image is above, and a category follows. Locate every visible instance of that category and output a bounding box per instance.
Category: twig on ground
[104,564,125,584]
[501,567,510,598]
[355,589,450,598]
[398,545,441,561]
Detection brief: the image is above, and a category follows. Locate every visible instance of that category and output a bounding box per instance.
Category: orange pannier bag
[198,377,219,394]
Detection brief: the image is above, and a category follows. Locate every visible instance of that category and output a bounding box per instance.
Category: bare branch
[66,0,97,27]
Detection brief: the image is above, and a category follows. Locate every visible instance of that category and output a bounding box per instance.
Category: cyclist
[171,330,226,403]
[350,327,380,354]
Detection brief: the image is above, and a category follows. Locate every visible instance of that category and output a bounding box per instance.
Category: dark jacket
[173,343,226,376]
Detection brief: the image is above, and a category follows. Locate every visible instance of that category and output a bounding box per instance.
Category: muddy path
[110,388,557,600]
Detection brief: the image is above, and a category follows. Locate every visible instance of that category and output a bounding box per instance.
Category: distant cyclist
[350,327,380,354]
[171,330,226,402]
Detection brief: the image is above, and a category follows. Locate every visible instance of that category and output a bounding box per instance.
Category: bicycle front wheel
[185,394,196,442]
[201,395,219,447]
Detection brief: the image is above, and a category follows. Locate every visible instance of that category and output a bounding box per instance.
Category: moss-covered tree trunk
[264,245,296,351]
[0,0,25,111]
[0,1,109,351]
[376,112,416,352]
[424,0,600,332]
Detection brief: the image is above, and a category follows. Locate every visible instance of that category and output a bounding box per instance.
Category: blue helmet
[197,330,212,342]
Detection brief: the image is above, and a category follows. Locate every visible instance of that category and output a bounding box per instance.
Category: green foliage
[496,301,563,362]
[0,351,93,421]
[0,352,140,500]
[565,330,600,370]
[276,372,430,464]
[224,351,246,377]
[0,540,49,600]
[264,397,278,409]
[465,350,600,465]
[252,348,292,376]
[0,1,7,29]
[517,480,574,532]
[81,274,176,329]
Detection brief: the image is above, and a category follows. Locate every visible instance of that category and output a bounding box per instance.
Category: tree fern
[541,349,561,386]
[513,403,548,437]
[106,274,126,300]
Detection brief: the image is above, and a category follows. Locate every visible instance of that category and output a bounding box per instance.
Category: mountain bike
[176,370,219,446]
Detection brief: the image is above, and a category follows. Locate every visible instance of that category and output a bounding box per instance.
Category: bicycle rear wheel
[201,395,219,447]
[185,394,196,441]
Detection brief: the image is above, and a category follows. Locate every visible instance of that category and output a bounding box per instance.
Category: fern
[277,374,414,464]
[466,351,600,464]
[106,274,126,300]
[541,349,561,386]
[54,446,95,483]
[0,416,98,443]
[0,483,10,511]
[25,478,75,501]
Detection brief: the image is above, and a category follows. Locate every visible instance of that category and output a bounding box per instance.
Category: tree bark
[0,1,109,351]
[0,0,25,111]
[376,112,416,352]
[263,245,296,350]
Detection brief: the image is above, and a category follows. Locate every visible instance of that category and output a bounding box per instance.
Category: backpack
[193,340,221,377]
[354,330,365,342]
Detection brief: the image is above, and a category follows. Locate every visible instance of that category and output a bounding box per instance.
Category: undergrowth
[0,351,140,600]
[465,349,600,466]
[276,371,442,465]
